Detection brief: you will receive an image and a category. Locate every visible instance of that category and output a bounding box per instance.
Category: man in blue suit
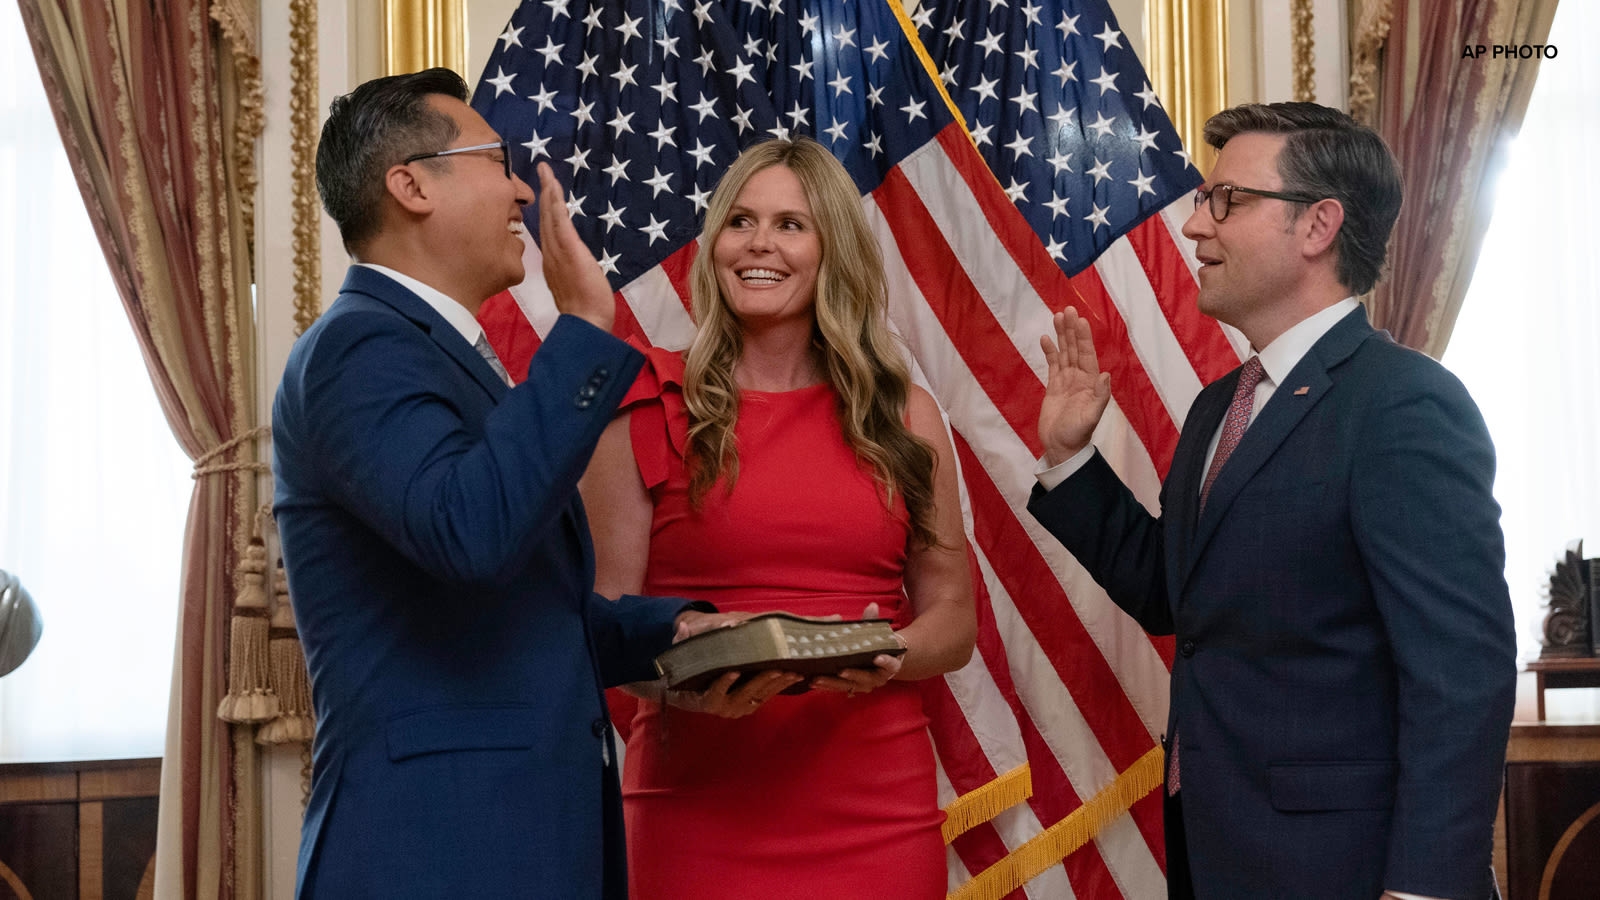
[1029,103,1516,900]
[273,69,726,898]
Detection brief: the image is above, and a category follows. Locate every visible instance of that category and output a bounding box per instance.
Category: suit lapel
[1170,376,1233,582]
[1181,306,1377,585]
[341,266,509,400]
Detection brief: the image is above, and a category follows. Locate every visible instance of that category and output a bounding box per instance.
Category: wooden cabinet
[1500,724,1600,900]
[0,758,159,900]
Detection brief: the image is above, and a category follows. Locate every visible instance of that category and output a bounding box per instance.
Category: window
[0,2,192,761]
[1442,0,1600,718]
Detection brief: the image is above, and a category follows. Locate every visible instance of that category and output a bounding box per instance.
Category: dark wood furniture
[1526,657,1600,722]
[1499,724,1600,900]
[0,757,160,899]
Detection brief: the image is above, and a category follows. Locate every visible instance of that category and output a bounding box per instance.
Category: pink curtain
[1351,0,1559,357]
[16,2,262,898]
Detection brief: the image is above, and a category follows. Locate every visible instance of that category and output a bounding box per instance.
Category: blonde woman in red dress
[580,137,976,899]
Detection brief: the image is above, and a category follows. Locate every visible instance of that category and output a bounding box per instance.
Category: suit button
[594,367,609,379]
[1180,640,1196,657]
[591,718,608,737]
[575,398,592,410]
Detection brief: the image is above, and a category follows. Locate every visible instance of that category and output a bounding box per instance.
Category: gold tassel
[259,560,316,745]
[216,538,279,723]
[947,747,1165,900]
[943,764,1033,844]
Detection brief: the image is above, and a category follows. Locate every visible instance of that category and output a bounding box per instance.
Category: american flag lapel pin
[1293,386,1310,396]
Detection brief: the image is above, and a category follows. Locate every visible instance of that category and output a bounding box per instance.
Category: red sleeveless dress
[617,348,946,899]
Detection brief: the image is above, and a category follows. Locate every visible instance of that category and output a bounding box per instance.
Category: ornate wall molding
[289,0,320,335]
[1348,0,1394,124]
[1144,0,1230,175]
[1292,0,1317,102]
[385,0,467,77]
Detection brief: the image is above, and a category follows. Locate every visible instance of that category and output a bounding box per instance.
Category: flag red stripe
[611,289,647,346]
[952,431,1168,870]
[1123,216,1237,385]
[921,677,1018,884]
[657,241,698,315]
[930,127,1182,474]
[478,289,541,381]
[951,431,1157,770]
[875,167,1046,458]
[929,564,1124,895]
[965,546,1130,892]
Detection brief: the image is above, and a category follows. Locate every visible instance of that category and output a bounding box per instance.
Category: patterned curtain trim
[1365,0,1558,357]
[16,2,264,898]
[1348,0,1395,124]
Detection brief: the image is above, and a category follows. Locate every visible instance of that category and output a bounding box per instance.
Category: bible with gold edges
[654,613,905,693]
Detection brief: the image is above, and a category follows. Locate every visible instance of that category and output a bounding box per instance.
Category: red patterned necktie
[1198,356,1266,514]
[1171,356,1265,795]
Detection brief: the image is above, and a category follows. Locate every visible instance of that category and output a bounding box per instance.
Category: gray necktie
[472,333,513,386]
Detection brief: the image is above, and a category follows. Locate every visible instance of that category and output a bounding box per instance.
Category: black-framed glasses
[403,139,512,179]
[1193,184,1325,221]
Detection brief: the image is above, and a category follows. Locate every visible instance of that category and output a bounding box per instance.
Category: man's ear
[1300,198,1344,260]
[385,162,435,216]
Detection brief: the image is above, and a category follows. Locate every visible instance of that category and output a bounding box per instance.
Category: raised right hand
[536,162,615,332]
[1038,308,1112,466]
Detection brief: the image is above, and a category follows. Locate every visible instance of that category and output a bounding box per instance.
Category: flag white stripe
[619,264,697,350]
[511,234,560,338]
[1093,238,1206,424]
[896,141,1056,378]
[867,189,1173,739]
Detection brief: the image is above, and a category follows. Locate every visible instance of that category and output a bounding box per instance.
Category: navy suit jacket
[1030,306,1516,899]
[274,267,692,899]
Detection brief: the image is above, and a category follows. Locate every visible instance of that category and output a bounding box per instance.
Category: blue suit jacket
[1030,306,1516,899]
[273,267,690,899]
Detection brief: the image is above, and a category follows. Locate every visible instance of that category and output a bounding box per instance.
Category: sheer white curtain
[1442,0,1600,690]
[0,1,191,761]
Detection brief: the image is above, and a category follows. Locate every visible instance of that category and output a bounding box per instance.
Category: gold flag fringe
[947,746,1165,900]
[259,559,316,745]
[216,537,278,723]
[942,764,1033,844]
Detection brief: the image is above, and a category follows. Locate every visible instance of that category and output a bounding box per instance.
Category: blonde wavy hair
[682,138,939,547]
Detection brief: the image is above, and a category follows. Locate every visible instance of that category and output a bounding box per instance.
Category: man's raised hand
[1038,308,1112,466]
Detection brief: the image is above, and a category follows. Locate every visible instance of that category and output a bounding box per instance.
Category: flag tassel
[947,747,1165,900]
[942,763,1033,844]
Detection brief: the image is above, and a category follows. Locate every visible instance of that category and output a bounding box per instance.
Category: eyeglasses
[403,139,512,179]
[1193,184,1324,222]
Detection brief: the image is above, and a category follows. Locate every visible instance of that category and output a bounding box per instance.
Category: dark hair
[1203,102,1403,295]
[316,67,469,252]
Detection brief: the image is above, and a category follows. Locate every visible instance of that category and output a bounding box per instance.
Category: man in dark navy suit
[273,68,728,899]
[1029,102,1516,900]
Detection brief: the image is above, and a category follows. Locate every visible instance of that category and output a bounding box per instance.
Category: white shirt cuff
[1034,445,1096,492]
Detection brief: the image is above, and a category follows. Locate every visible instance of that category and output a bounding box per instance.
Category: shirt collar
[1253,298,1359,388]
[356,263,484,347]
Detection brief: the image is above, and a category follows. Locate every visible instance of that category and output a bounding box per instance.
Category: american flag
[472,0,1242,895]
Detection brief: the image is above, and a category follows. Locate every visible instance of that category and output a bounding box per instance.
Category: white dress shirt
[356,262,488,349]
